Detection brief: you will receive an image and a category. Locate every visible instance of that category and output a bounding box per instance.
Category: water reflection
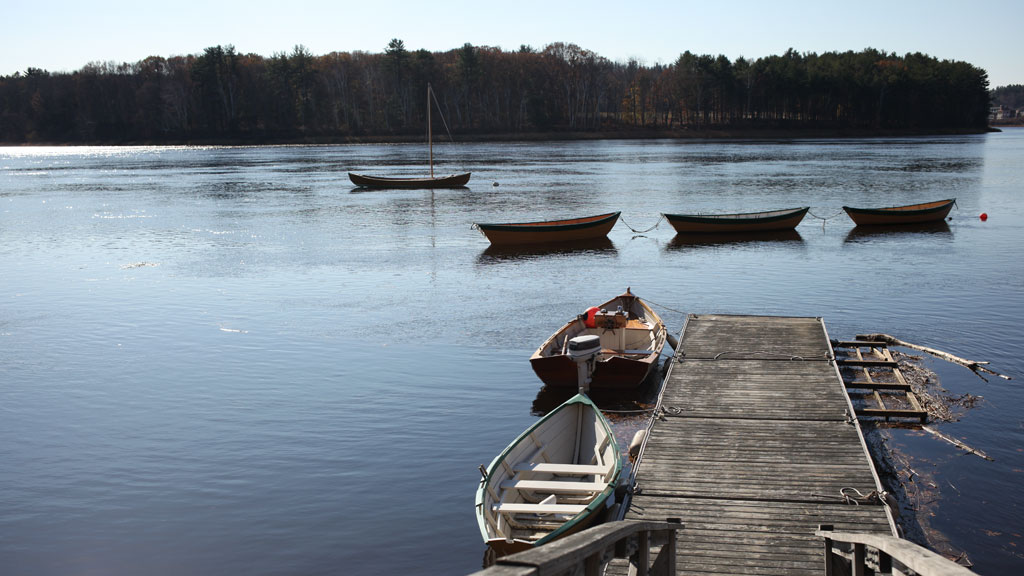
[349,184,470,192]
[844,221,953,243]
[476,238,616,264]
[665,229,804,250]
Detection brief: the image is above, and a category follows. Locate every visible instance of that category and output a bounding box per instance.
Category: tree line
[0,42,992,143]
[991,84,1024,110]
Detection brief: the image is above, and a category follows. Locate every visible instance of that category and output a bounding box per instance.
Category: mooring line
[807,209,845,221]
[620,214,664,234]
[640,297,686,316]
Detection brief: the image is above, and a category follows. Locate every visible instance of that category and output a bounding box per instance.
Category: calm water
[2,131,1023,575]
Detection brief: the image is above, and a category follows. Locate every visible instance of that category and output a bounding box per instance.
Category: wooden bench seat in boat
[512,463,607,475]
[491,502,587,515]
[499,479,607,494]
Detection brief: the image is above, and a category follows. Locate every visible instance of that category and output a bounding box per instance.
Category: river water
[2,131,1022,575]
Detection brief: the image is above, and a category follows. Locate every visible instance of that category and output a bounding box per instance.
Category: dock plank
[607,315,893,576]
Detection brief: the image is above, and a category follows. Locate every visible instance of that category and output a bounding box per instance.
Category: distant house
[990,105,1019,121]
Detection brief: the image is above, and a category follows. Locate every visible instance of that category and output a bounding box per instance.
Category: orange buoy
[583,306,599,328]
[980,213,988,221]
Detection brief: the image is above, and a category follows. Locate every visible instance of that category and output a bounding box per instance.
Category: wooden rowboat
[663,206,809,234]
[530,288,667,390]
[842,198,955,226]
[347,172,471,189]
[474,212,620,245]
[475,393,622,558]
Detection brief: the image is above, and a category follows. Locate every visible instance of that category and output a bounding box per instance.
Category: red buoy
[583,306,599,328]
[980,213,988,221]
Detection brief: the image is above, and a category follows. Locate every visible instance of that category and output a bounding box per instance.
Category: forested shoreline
[0,42,993,144]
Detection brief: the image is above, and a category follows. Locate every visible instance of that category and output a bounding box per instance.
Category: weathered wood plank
[844,381,912,391]
[832,340,889,348]
[836,359,899,367]
[618,315,893,575]
[610,497,891,576]
[661,355,852,423]
[856,408,928,419]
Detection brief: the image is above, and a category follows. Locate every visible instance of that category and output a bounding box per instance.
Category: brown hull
[664,207,809,234]
[348,172,471,189]
[843,199,955,226]
[530,354,657,389]
[529,289,666,390]
[476,212,619,245]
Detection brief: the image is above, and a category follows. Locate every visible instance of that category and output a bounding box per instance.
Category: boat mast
[427,83,434,178]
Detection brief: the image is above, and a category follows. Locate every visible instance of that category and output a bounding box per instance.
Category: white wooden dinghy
[475,393,622,557]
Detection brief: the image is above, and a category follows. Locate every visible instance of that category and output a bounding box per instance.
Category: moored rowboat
[663,206,809,234]
[475,393,622,557]
[474,212,620,245]
[347,172,471,189]
[842,198,956,226]
[530,288,667,390]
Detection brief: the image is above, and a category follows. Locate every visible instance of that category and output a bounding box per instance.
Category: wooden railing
[469,521,974,576]
[468,519,681,576]
[817,526,976,576]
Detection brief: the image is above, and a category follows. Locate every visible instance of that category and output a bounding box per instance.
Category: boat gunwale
[475,393,622,546]
[662,206,810,224]
[475,212,621,233]
[530,293,666,364]
[841,198,955,215]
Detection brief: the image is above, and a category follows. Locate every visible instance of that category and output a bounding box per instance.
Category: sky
[4,0,1021,87]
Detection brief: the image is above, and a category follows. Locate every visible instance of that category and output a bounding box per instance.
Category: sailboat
[348,83,471,189]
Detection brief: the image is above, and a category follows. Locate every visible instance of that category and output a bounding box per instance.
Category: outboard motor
[567,334,602,393]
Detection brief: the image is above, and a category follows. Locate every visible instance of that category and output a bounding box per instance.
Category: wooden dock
[609,314,895,576]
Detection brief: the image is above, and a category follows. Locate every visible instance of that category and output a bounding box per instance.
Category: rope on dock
[620,214,664,234]
[840,487,881,505]
[811,488,879,505]
[654,406,687,420]
[809,487,899,518]
[711,350,833,361]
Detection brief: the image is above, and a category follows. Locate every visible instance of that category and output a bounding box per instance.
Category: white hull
[475,394,622,556]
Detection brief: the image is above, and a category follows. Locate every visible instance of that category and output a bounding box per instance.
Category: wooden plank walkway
[608,314,895,576]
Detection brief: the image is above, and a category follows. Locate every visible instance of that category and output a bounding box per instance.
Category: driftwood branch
[921,426,994,461]
[855,333,1012,381]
